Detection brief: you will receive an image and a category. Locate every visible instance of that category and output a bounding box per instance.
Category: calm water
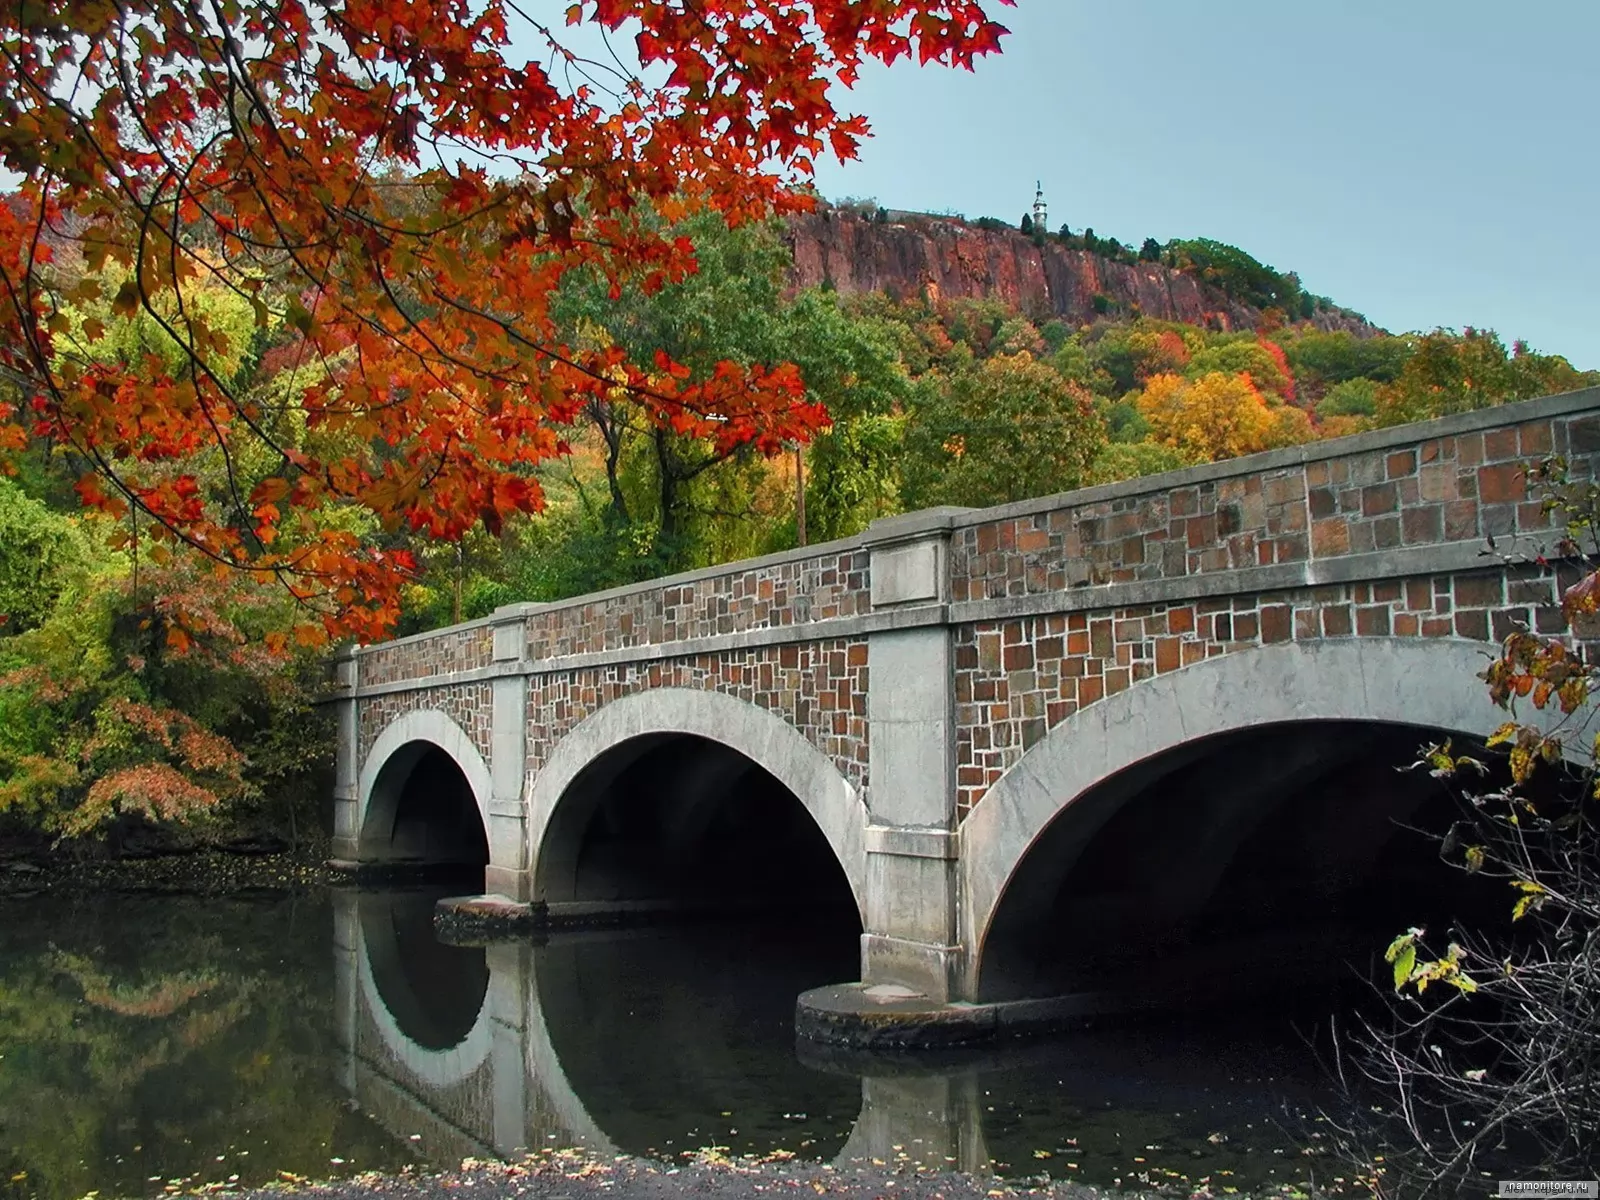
[0,887,1361,1199]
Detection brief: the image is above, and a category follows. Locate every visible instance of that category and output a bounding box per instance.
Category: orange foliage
[0,1,1011,643]
[1137,370,1313,463]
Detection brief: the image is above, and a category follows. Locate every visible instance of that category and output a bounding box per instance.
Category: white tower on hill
[1032,181,1047,231]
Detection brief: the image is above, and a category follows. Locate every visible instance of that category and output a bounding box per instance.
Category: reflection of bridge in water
[333,889,1343,1179]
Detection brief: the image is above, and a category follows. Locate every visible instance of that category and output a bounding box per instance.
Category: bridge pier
[485,615,532,901]
[858,513,965,1002]
[330,653,361,864]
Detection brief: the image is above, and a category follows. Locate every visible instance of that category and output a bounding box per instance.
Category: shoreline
[234,1147,1336,1200]
[0,842,338,897]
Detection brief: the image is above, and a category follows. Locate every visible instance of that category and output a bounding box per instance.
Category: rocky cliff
[785,210,1375,335]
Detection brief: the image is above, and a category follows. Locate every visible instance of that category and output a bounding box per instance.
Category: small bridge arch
[358,709,492,872]
[960,637,1519,1001]
[527,687,868,921]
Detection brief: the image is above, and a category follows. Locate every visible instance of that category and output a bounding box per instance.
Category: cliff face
[785,211,1375,336]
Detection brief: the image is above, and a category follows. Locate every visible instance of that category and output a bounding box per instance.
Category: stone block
[871,540,942,607]
[859,934,963,1004]
[866,853,954,947]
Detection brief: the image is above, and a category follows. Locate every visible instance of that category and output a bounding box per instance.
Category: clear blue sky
[808,0,1597,367]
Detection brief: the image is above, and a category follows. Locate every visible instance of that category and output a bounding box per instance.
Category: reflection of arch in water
[355,891,493,1089]
[335,889,618,1160]
[531,925,860,1163]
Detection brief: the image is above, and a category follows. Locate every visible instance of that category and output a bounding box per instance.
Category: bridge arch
[960,637,1514,1000]
[527,687,867,920]
[358,709,491,870]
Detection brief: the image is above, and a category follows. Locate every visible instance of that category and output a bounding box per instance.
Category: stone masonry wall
[949,414,1587,601]
[951,563,1571,818]
[523,640,869,793]
[359,625,495,687]
[358,682,494,765]
[525,549,870,660]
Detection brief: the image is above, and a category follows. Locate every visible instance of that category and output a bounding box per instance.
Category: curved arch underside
[358,710,491,871]
[961,638,1519,999]
[527,688,868,920]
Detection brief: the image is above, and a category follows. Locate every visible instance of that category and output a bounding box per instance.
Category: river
[0,886,1361,1199]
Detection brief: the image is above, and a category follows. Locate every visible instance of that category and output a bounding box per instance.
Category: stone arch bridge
[331,388,1600,1041]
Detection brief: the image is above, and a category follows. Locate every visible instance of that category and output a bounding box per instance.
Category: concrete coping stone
[860,506,974,547]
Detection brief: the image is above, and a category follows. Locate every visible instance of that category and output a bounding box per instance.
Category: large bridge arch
[527,687,868,919]
[959,637,1517,1000]
[358,709,492,868]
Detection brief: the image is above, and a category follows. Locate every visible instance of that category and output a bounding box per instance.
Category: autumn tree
[1137,370,1310,463]
[1374,329,1597,428]
[901,351,1105,509]
[0,0,1012,645]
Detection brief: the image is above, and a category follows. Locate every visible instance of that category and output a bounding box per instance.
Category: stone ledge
[433,893,545,944]
[948,538,1519,625]
[326,859,478,886]
[864,826,958,860]
[796,983,1207,1052]
[795,982,998,1050]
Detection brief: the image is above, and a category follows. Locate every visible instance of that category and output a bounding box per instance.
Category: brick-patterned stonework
[358,683,493,764]
[525,549,870,659]
[950,563,1573,819]
[360,625,495,687]
[949,415,1581,601]
[342,392,1600,832]
[523,640,869,793]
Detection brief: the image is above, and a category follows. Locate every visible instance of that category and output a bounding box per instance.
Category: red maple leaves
[0,0,1011,644]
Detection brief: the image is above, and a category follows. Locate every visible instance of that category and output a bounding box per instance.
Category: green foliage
[1039,320,1073,353]
[1187,337,1292,399]
[901,352,1106,509]
[503,505,680,602]
[1277,328,1411,397]
[0,478,92,636]
[0,504,329,841]
[1084,441,1196,486]
[1317,377,1380,419]
[1101,398,1151,444]
[1374,329,1598,427]
[1166,237,1302,313]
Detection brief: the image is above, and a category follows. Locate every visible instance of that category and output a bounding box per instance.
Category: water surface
[0,887,1356,1199]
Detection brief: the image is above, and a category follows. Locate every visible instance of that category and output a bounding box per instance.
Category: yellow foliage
[1136,370,1301,462]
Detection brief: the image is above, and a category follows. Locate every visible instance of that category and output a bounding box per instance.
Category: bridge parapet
[341,388,1600,693]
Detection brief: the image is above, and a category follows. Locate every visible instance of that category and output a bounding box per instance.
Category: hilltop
[786,205,1376,338]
